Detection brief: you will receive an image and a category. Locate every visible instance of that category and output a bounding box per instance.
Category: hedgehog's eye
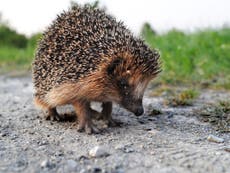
[118,78,129,89]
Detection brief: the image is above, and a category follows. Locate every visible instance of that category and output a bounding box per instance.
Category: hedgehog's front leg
[73,100,99,134]
[101,102,122,127]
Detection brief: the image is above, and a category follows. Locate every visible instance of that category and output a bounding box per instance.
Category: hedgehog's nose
[135,107,144,116]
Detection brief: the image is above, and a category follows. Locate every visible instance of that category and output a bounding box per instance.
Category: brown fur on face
[104,53,158,115]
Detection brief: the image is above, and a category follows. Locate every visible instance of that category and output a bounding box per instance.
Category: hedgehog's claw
[77,121,100,134]
[106,118,123,127]
[89,108,101,120]
[85,123,100,134]
[46,113,62,121]
[45,108,63,121]
[45,109,76,122]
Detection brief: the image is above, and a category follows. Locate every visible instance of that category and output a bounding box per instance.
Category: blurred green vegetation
[0,25,27,48]
[0,22,42,73]
[0,19,230,89]
[141,23,230,89]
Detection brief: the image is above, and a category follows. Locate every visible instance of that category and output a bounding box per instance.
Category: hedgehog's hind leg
[101,102,122,127]
[89,108,101,119]
[34,96,63,121]
[73,100,99,134]
[45,107,76,122]
[45,107,64,121]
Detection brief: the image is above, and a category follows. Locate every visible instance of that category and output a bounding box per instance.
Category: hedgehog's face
[107,58,151,116]
[116,77,149,116]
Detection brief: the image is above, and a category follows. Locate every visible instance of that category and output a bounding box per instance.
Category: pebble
[207,135,224,143]
[38,140,48,146]
[79,169,87,173]
[224,146,230,152]
[92,167,102,173]
[148,129,159,135]
[89,146,109,158]
[115,145,134,153]
[66,159,78,170]
[122,147,134,153]
[40,159,55,169]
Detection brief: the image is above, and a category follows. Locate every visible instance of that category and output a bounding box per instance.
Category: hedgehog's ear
[107,58,123,77]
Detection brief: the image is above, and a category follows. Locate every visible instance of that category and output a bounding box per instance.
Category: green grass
[0,46,33,72]
[142,26,230,88]
[0,46,36,74]
[0,28,41,73]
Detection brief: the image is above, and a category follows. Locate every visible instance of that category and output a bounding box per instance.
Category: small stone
[92,167,102,173]
[115,144,134,153]
[148,129,159,135]
[15,160,26,168]
[55,150,64,156]
[207,135,224,143]
[150,151,156,155]
[39,140,48,146]
[115,144,124,150]
[1,133,7,137]
[139,144,144,149]
[89,146,109,158]
[224,146,230,152]
[122,147,134,153]
[78,155,89,161]
[66,159,78,170]
[143,127,152,131]
[40,159,55,169]
[115,165,125,173]
[79,169,87,173]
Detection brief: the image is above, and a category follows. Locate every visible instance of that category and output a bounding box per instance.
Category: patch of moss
[197,101,230,132]
[149,109,162,116]
[164,89,199,106]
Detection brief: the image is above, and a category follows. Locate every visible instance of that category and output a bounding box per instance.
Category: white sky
[0,0,230,36]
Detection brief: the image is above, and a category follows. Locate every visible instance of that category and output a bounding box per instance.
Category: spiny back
[32,5,160,99]
[33,5,133,97]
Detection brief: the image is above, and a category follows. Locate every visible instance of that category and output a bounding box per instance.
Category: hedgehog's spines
[32,5,160,100]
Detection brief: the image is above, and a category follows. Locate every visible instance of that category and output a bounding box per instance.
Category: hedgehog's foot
[101,102,122,127]
[77,120,100,134]
[45,108,76,122]
[73,100,100,134]
[59,112,77,122]
[89,108,101,120]
[106,118,123,127]
[45,107,63,121]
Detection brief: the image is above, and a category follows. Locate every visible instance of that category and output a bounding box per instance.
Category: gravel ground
[0,75,229,173]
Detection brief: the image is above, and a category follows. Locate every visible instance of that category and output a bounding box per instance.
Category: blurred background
[0,0,230,89]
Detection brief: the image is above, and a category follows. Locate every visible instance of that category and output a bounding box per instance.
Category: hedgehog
[32,4,161,134]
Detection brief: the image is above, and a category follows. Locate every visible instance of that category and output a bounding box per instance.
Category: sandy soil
[0,75,229,173]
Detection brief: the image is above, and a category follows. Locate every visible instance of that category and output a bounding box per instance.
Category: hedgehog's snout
[134,106,144,116]
[121,98,144,116]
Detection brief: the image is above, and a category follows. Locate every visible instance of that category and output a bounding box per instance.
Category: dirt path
[0,76,229,173]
